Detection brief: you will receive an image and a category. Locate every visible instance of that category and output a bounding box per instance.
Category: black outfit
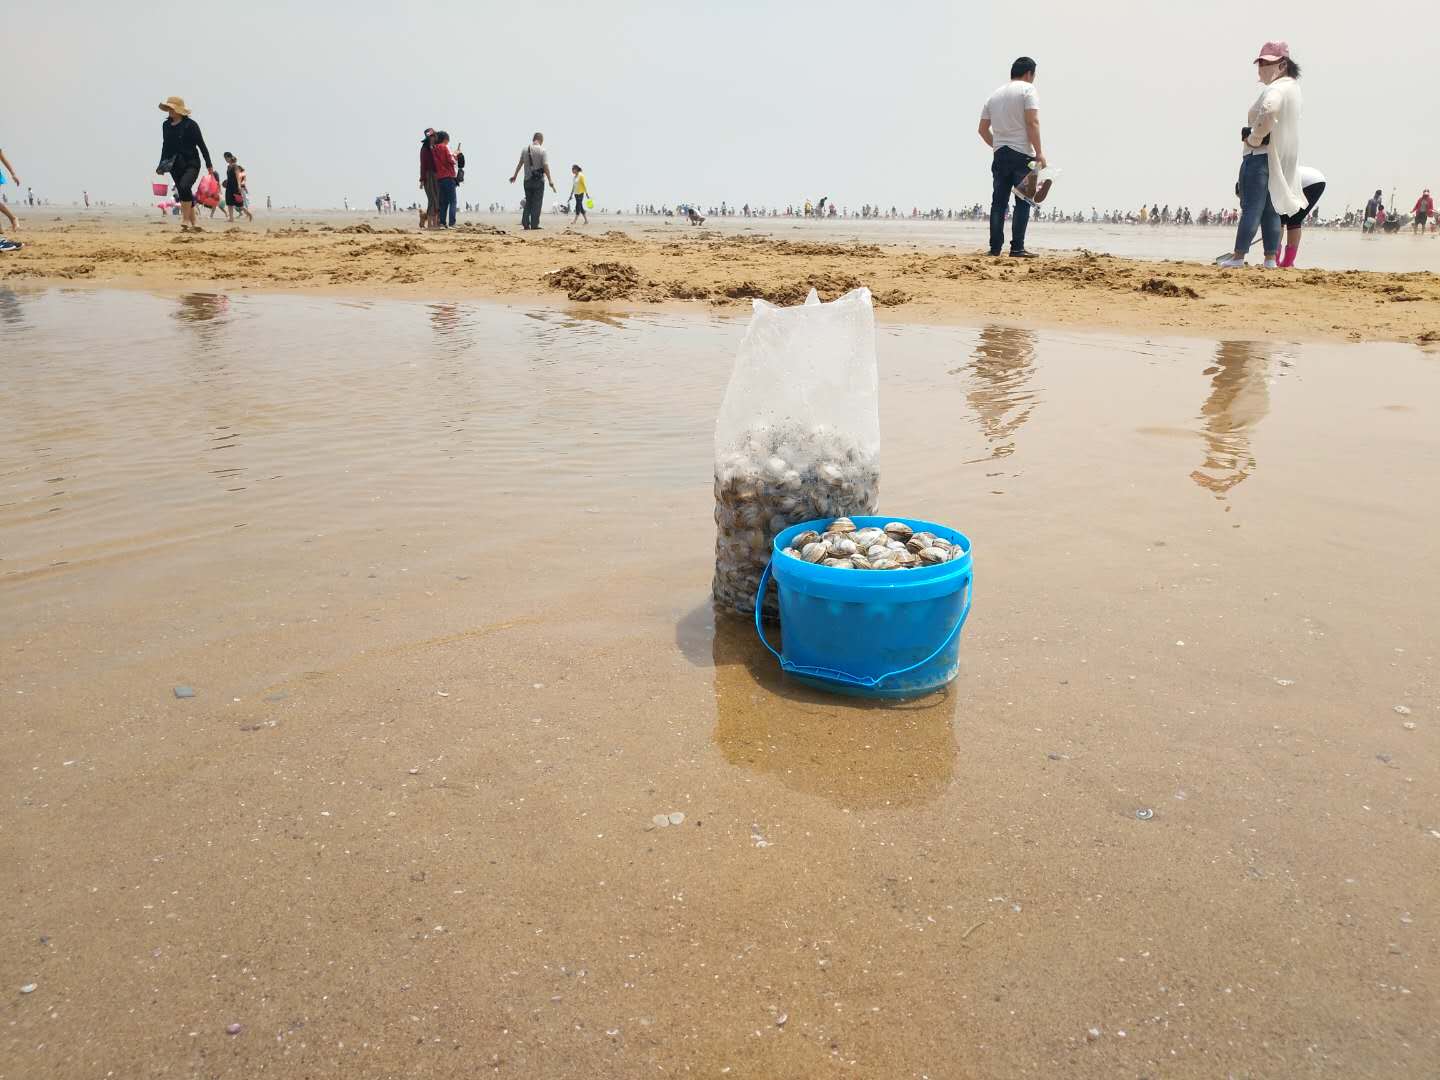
[989,146,1032,255]
[1281,181,1325,228]
[160,116,213,203]
[224,163,243,207]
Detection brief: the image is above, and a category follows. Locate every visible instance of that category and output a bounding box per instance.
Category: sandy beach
[3,210,1437,344]
[3,282,1438,1078]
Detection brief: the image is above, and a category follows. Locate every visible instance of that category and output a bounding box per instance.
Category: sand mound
[723,274,864,305]
[336,223,376,234]
[1138,278,1201,299]
[545,262,642,301]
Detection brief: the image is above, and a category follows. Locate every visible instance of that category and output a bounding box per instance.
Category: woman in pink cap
[1216,42,1305,269]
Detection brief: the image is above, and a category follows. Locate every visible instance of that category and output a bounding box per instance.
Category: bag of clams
[713,287,880,619]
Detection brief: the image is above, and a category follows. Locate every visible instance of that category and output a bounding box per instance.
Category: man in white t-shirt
[978,56,1045,258]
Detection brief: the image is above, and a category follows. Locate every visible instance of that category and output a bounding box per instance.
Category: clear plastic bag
[712,287,880,618]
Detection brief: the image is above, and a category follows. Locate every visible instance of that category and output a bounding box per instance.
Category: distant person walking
[510,132,557,231]
[1216,42,1304,269]
[569,164,588,225]
[1413,189,1434,233]
[978,56,1044,258]
[432,131,458,228]
[0,146,21,249]
[1278,165,1325,266]
[155,96,218,232]
[418,127,438,229]
[223,152,253,223]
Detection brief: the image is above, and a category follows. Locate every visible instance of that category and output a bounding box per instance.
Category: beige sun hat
[158,96,191,117]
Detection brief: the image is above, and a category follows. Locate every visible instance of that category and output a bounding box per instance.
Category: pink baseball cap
[1255,41,1289,62]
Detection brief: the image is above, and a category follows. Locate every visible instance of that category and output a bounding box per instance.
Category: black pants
[522,179,545,229]
[989,146,1032,254]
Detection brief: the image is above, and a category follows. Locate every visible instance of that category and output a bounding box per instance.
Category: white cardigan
[1245,76,1304,216]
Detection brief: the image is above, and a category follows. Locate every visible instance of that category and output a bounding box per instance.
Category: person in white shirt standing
[978,56,1045,258]
[1217,42,1304,269]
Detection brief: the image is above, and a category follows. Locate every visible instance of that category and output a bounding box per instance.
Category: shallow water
[3,288,1438,1077]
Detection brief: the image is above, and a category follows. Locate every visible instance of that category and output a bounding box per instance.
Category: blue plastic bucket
[754,516,974,699]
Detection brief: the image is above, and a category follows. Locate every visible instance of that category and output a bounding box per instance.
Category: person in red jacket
[1413,189,1434,233]
[431,131,458,229]
[418,128,438,230]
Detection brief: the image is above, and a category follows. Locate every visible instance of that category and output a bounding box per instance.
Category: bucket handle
[752,560,974,690]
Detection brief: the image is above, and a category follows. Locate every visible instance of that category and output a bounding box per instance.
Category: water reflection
[172,292,232,347]
[0,288,26,327]
[1190,340,1272,498]
[173,292,230,323]
[703,609,956,810]
[962,325,1039,459]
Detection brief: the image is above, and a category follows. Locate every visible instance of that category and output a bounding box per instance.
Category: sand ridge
[4,213,1437,343]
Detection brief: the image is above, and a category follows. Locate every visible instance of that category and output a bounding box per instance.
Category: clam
[870,557,900,570]
[883,522,914,542]
[782,546,801,560]
[821,557,852,568]
[895,551,919,568]
[906,537,927,554]
[828,517,857,534]
[849,555,873,569]
[918,546,948,565]
[828,537,858,556]
[801,542,827,563]
[948,544,968,561]
[851,527,884,549]
[792,530,822,548]
[866,543,890,558]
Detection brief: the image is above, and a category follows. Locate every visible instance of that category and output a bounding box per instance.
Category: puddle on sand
[2,286,1439,1078]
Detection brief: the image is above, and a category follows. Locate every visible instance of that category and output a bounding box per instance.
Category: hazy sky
[10,1,1436,216]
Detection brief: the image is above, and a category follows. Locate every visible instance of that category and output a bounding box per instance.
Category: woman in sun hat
[1216,42,1304,269]
[156,96,217,232]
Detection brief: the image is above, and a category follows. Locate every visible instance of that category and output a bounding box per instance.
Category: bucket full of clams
[754,515,974,699]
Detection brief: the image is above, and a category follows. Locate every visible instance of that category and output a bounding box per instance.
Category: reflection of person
[1190,340,1272,497]
[155,96,218,233]
[1278,165,1325,266]
[966,325,1038,459]
[509,132,557,231]
[978,56,1044,258]
[1217,42,1304,269]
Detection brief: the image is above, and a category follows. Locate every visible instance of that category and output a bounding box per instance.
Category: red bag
[195,172,221,208]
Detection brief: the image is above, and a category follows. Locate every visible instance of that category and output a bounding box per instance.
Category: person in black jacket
[156,95,217,231]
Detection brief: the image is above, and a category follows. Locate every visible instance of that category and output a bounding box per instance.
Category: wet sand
[3,289,1439,1078]
[4,210,1438,345]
